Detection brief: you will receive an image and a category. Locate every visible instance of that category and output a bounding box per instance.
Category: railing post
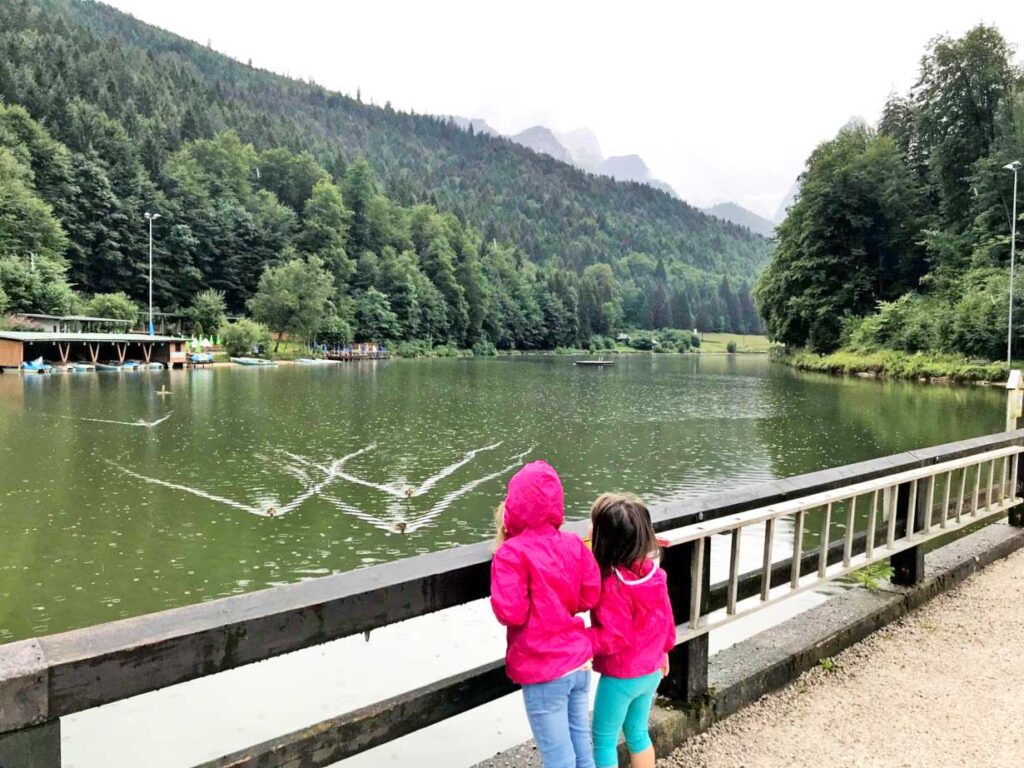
[0,721,61,767]
[1005,370,1023,432]
[659,537,709,702]
[891,479,926,586]
[1007,371,1024,527]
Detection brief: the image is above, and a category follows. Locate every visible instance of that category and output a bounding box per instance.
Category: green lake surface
[0,355,1005,643]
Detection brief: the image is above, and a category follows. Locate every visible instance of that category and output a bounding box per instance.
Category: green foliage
[187,289,227,335]
[354,287,400,341]
[220,318,271,356]
[756,126,926,352]
[788,349,1008,383]
[84,292,139,328]
[850,562,895,591]
[818,657,837,673]
[472,340,497,356]
[317,315,353,346]
[392,339,433,358]
[726,340,737,353]
[0,285,7,314]
[248,254,334,347]
[760,24,1024,363]
[0,254,77,315]
[627,330,658,351]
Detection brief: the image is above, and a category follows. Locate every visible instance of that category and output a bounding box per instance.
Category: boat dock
[0,331,189,371]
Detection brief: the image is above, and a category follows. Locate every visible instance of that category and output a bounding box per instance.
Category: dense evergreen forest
[0,0,768,349]
[757,25,1024,360]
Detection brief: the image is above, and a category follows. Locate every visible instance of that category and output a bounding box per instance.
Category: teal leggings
[591,671,661,768]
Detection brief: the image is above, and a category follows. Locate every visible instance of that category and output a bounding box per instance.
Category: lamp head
[144,211,162,221]
[1004,160,1022,172]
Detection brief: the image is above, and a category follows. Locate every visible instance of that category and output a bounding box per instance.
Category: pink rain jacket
[490,461,602,685]
[589,558,676,679]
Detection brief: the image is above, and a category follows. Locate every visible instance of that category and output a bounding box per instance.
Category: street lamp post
[144,212,161,336]
[1006,162,1022,366]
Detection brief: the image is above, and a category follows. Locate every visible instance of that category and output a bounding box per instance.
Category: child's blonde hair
[493,501,508,551]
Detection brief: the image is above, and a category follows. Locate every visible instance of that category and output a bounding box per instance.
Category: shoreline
[783,349,1010,386]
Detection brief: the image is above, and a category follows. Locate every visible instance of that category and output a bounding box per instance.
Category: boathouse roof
[17,313,133,324]
[0,331,185,343]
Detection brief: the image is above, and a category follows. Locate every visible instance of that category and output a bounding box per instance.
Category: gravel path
[659,548,1024,768]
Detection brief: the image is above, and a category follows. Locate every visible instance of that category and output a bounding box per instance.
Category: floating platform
[574,360,615,367]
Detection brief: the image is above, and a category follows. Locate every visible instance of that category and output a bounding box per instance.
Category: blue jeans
[591,671,662,768]
[521,669,596,768]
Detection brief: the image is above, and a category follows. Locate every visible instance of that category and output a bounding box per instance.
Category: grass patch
[786,348,1008,383]
[698,332,773,354]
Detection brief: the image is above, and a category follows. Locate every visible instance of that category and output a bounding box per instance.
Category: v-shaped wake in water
[110,441,528,530]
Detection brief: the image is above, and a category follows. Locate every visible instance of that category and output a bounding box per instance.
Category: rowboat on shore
[230,357,277,367]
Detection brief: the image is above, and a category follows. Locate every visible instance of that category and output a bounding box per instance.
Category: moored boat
[230,357,277,366]
[96,362,123,371]
[72,363,96,372]
[574,359,615,367]
[21,357,52,373]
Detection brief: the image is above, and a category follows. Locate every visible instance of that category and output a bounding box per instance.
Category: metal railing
[2,424,1024,766]
[660,444,1023,645]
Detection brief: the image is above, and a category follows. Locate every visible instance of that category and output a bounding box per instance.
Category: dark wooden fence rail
[2,430,1023,767]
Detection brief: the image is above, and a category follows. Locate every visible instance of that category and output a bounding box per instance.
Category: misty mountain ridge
[509,125,574,164]
[450,116,680,198]
[703,202,775,237]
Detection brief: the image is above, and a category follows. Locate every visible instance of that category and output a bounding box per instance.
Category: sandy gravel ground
[659,548,1024,768]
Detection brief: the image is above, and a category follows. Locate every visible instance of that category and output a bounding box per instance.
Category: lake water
[0,355,1009,766]
[0,355,1005,644]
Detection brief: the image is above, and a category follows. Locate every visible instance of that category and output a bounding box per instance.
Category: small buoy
[266,506,278,518]
[396,521,407,533]
[404,488,414,498]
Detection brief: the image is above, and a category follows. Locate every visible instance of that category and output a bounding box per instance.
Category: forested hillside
[757,26,1024,360]
[0,0,769,347]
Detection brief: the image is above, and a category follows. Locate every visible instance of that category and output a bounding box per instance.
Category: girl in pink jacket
[491,461,602,768]
[588,493,676,768]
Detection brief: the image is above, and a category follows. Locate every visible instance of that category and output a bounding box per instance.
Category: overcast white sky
[107,0,1024,219]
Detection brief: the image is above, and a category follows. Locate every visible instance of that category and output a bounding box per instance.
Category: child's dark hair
[590,492,660,576]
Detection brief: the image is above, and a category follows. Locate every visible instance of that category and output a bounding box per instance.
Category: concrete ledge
[474,522,1024,767]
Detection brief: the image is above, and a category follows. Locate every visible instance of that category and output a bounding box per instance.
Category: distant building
[14,314,133,333]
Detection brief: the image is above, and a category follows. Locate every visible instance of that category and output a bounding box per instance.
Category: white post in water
[1006,369,1023,431]
[144,211,161,336]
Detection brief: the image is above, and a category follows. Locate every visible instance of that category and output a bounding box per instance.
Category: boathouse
[0,331,189,369]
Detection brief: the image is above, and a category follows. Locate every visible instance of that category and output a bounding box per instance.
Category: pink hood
[490,461,601,684]
[590,557,676,679]
[503,460,564,535]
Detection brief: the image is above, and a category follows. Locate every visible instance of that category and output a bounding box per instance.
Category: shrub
[627,330,658,351]
[393,339,432,358]
[220,318,272,356]
[689,333,701,349]
[589,334,615,350]
[726,341,737,353]
[472,340,498,356]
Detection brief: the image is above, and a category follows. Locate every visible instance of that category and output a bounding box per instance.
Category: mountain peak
[509,126,573,164]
